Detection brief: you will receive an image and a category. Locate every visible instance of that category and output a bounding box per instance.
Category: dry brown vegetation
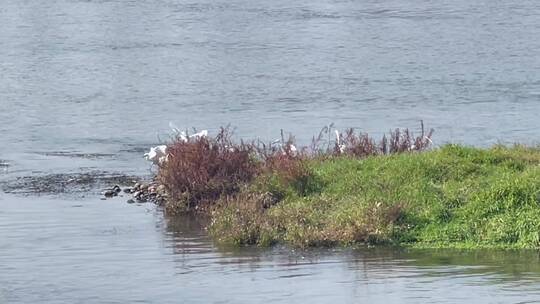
[309,121,434,157]
[157,127,258,213]
[157,122,433,215]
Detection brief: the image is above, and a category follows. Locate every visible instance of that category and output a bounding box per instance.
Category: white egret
[169,122,182,134]
[289,144,298,154]
[270,138,298,156]
[335,130,346,153]
[189,130,208,140]
[169,122,188,141]
[280,143,298,156]
[144,145,168,165]
[169,123,207,142]
[178,131,188,142]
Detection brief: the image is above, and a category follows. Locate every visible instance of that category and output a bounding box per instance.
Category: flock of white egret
[143,126,432,165]
[143,125,209,165]
[143,127,352,165]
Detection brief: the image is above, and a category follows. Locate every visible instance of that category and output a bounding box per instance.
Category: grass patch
[210,144,540,249]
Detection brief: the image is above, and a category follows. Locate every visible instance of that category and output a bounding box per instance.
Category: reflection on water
[2,195,540,303]
[165,215,540,304]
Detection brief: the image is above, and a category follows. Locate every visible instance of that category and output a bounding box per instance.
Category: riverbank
[210,144,540,249]
[153,126,540,249]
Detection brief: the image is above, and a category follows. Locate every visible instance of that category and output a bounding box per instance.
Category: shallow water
[3,193,540,303]
[2,0,540,302]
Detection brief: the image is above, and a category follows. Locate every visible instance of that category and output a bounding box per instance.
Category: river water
[1,0,540,303]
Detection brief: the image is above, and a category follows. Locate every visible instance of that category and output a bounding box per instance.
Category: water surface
[2,0,540,302]
[1,0,540,176]
[2,193,540,303]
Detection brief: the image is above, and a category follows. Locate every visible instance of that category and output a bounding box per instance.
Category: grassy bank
[210,144,540,249]
[156,126,540,249]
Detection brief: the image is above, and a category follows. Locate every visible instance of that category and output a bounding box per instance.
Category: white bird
[335,130,346,154]
[144,145,168,165]
[178,131,188,142]
[189,130,208,140]
[290,144,297,153]
[281,143,298,156]
[169,122,188,141]
[169,122,182,134]
[169,123,208,142]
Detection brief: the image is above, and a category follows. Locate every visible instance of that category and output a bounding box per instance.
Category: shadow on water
[342,247,540,285]
[162,213,540,290]
[395,249,540,284]
[163,213,213,253]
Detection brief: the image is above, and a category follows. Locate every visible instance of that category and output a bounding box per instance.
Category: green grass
[209,144,540,249]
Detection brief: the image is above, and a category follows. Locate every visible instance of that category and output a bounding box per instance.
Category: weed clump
[306,121,433,157]
[210,192,278,246]
[158,128,258,214]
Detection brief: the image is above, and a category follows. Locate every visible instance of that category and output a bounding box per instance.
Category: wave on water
[32,151,116,159]
[0,171,145,197]
[0,160,9,176]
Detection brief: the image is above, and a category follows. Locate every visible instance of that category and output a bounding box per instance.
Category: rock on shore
[101,181,168,205]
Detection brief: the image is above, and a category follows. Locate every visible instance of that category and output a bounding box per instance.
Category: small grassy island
[153,124,540,249]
